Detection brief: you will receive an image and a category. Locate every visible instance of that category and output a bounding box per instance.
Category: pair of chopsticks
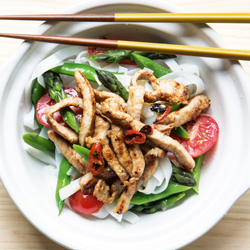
[1,13,250,60]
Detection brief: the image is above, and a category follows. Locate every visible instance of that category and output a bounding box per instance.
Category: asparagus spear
[95,70,129,101]
[43,71,81,133]
[171,165,197,186]
[87,50,176,63]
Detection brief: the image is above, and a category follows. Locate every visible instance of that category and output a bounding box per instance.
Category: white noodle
[59,177,81,201]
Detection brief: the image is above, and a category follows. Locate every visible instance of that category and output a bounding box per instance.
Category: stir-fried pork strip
[79,168,117,193]
[127,86,145,121]
[110,124,133,176]
[113,158,159,214]
[47,130,88,174]
[79,172,98,193]
[46,97,83,144]
[153,123,173,136]
[75,70,96,147]
[131,69,189,104]
[94,89,126,111]
[128,144,145,179]
[102,135,129,183]
[98,102,195,172]
[93,179,125,203]
[157,95,211,127]
[87,101,129,183]
[85,115,110,148]
[126,85,146,178]
[142,146,167,163]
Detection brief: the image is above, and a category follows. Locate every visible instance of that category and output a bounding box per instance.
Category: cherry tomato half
[69,190,104,214]
[171,115,219,158]
[36,87,83,127]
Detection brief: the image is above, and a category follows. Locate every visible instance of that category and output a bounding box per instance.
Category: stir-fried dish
[23,47,219,223]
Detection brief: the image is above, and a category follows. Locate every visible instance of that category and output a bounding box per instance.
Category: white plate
[1,0,250,249]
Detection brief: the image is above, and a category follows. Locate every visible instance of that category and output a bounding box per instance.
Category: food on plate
[23,47,219,223]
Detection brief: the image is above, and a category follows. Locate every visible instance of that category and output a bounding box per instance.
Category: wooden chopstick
[1,32,250,60]
[0,13,250,23]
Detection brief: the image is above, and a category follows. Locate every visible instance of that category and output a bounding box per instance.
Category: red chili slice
[156,106,171,122]
[88,144,105,175]
[139,125,153,135]
[124,130,146,145]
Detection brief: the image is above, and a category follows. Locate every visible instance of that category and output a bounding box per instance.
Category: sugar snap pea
[86,50,176,63]
[131,53,172,78]
[22,133,55,156]
[73,144,90,164]
[132,192,185,213]
[31,78,46,131]
[56,156,71,215]
[130,184,191,205]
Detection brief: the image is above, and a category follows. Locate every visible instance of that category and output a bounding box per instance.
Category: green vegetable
[50,62,123,82]
[130,183,191,205]
[171,165,196,186]
[131,53,172,78]
[73,144,90,164]
[87,50,176,63]
[22,133,55,156]
[43,71,80,133]
[132,192,185,213]
[171,126,190,138]
[191,155,204,193]
[56,157,71,215]
[169,102,181,112]
[31,78,46,131]
[95,70,129,101]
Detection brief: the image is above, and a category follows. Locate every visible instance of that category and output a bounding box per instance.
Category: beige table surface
[1,0,250,249]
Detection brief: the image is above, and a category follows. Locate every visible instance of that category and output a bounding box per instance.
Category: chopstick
[1,32,250,60]
[1,13,250,23]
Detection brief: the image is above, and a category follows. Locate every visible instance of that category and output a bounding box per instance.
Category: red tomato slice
[170,115,219,158]
[36,87,82,127]
[69,190,104,214]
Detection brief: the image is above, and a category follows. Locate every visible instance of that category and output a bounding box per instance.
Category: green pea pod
[73,144,90,164]
[22,133,55,155]
[56,157,71,215]
[171,126,190,138]
[31,78,46,131]
[169,102,181,112]
[190,154,204,194]
[131,53,172,78]
[130,183,191,205]
[135,192,186,214]
[50,62,123,83]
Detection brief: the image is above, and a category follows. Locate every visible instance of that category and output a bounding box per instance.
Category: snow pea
[131,53,172,78]
[130,183,191,205]
[31,78,46,131]
[171,126,190,139]
[56,157,71,215]
[132,192,185,213]
[190,154,204,194]
[73,144,90,164]
[50,62,123,83]
[22,133,55,156]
